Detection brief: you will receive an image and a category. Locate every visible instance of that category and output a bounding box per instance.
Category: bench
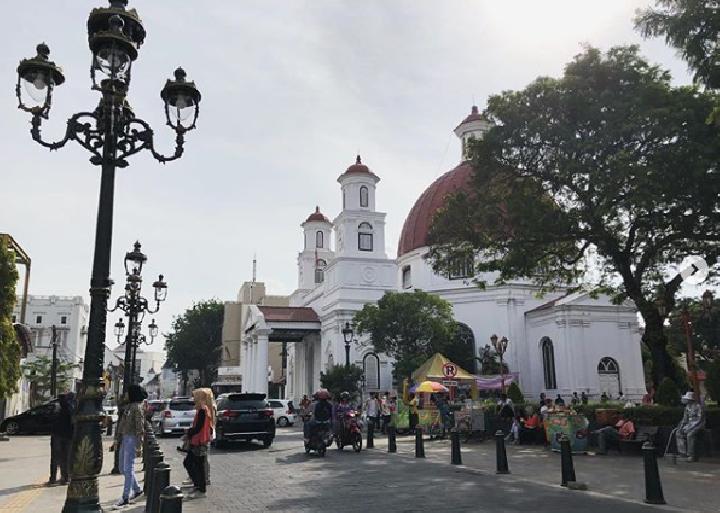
[618,426,658,455]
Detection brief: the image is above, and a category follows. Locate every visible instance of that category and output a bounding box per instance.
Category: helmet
[340,391,350,401]
[314,388,331,400]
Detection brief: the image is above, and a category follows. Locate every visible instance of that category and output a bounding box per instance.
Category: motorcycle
[305,420,333,457]
[336,410,363,452]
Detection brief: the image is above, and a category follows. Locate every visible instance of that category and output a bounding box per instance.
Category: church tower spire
[454,105,490,161]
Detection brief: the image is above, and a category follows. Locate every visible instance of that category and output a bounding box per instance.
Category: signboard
[218,366,242,377]
[442,362,457,378]
[442,380,458,387]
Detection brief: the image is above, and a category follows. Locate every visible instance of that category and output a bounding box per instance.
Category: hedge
[574,404,720,429]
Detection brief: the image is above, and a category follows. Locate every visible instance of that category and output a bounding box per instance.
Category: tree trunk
[642,314,675,388]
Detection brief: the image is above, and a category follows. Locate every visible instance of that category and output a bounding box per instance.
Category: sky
[0,1,693,352]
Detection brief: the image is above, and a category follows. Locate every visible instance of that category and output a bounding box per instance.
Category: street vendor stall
[544,409,590,453]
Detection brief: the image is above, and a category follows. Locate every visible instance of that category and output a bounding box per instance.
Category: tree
[164,300,224,388]
[655,377,681,406]
[705,358,720,402]
[665,297,720,361]
[428,46,720,387]
[507,381,524,403]
[353,290,459,381]
[0,242,21,399]
[635,1,720,89]
[20,356,79,406]
[320,365,363,403]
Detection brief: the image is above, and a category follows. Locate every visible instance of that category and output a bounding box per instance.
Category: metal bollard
[367,420,375,449]
[642,442,666,505]
[495,430,510,474]
[560,434,576,486]
[451,429,462,465]
[144,448,163,495]
[159,485,183,513]
[147,462,170,513]
[415,427,425,458]
[387,425,397,453]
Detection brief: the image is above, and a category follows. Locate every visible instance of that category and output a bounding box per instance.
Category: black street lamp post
[15,2,200,510]
[342,322,354,367]
[490,334,509,394]
[108,242,164,473]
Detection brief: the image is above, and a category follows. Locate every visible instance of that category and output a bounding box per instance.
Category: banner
[474,373,519,390]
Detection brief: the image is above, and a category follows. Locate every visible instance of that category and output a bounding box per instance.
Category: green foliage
[0,242,21,399]
[706,359,720,402]
[656,377,681,406]
[635,1,720,89]
[506,381,524,403]
[20,356,79,406]
[353,290,458,381]
[665,298,720,360]
[164,299,224,387]
[428,45,720,386]
[320,365,363,403]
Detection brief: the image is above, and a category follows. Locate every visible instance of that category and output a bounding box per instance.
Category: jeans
[120,434,141,501]
[676,426,703,460]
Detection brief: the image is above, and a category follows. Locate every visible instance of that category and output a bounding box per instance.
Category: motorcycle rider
[304,390,333,443]
[334,392,354,442]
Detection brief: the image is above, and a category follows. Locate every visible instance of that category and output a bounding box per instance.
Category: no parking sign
[442,362,457,378]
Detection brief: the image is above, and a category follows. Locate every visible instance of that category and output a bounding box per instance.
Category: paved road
[156,428,696,513]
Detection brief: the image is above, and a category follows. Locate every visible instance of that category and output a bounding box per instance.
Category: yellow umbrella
[414,381,449,393]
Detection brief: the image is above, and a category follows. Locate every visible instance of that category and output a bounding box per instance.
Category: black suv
[215,393,275,449]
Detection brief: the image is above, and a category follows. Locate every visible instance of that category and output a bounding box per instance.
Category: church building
[232,107,647,404]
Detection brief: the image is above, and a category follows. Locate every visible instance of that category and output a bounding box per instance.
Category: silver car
[157,397,195,436]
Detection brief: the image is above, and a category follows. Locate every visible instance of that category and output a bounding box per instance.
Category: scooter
[336,411,363,452]
[305,421,333,457]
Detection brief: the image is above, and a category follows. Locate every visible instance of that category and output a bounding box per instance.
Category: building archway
[363,352,380,392]
[597,357,621,398]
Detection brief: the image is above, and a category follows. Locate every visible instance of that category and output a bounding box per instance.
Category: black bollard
[642,442,666,505]
[495,430,510,474]
[144,448,163,495]
[560,434,576,486]
[367,420,375,449]
[387,425,397,453]
[415,427,425,458]
[147,462,170,513]
[451,429,462,465]
[159,485,183,513]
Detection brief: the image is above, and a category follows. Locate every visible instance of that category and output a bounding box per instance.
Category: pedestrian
[539,392,546,405]
[407,393,419,433]
[554,394,565,406]
[497,393,514,434]
[600,392,608,404]
[581,391,589,405]
[182,388,214,500]
[113,385,146,509]
[380,394,391,434]
[593,413,635,455]
[47,393,73,486]
[300,394,311,421]
[365,393,380,430]
[571,392,579,407]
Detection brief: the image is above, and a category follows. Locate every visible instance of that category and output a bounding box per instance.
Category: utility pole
[51,324,58,398]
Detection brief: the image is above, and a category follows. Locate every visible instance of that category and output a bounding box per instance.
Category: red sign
[442,363,457,378]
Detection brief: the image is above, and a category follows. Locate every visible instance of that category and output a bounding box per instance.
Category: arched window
[315,259,327,284]
[358,222,373,251]
[597,357,621,397]
[541,337,557,390]
[316,230,323,249]
[363,352,380,391]
[360,186,369,207]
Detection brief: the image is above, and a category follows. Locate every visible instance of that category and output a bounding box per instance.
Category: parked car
[215,393,275,448]
[268,399,296,427]
[157,397,195,436]
[0,401,60,435]
[146,399,168,433]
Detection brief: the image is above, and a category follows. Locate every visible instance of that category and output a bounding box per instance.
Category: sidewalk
[369,432,720,513]
[0,435,147,513]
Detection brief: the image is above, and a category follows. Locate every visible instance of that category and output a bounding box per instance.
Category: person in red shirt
[519,410,542,444]
[593,413,635,454]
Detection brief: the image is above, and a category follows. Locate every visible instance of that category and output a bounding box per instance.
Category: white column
[246,337,254,392]
[256,329,271,397]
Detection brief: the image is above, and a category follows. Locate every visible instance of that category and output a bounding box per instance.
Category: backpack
[314,401,332,422]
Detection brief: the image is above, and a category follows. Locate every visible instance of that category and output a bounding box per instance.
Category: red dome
[338,155,378,180]
[397,162,473,257]
[303,206,330,224]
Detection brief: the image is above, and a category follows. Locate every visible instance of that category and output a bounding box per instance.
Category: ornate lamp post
[15,2,199,510]
[490,334,509,394]
[108,242,164,474]
[342,322,354,367]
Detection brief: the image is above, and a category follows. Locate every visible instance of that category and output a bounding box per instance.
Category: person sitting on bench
[593,413,635,455]
[676,391,704,462]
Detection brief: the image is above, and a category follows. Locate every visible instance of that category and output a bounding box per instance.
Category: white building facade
[239,107,647,403]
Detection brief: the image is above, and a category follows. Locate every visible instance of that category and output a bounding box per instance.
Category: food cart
[544,409,590,453]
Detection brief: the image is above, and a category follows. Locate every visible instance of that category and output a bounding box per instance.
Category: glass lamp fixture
[153,275,167,302]
[16,43,65,116]
[124,240,146,276]
[161,67,201,131]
